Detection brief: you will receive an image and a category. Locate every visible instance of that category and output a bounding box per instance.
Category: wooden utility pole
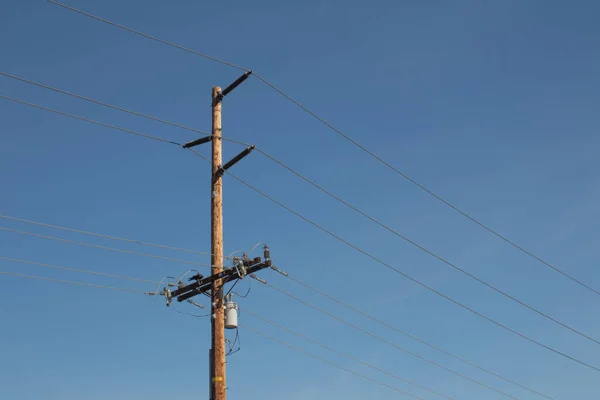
[210,85,226,400]
[176,73,254,400]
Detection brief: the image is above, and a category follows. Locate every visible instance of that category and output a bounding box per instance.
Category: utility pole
[168,71,275,400]
[210,85,226,400]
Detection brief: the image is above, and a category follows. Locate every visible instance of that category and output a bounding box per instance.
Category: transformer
[224,299,239,329]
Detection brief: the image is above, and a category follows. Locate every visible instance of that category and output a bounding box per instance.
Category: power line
[0,256,161,285]
[47,0,249,72]
[4,83,590,373]
[249,75,600,297]
[243,308,458,400]
[187,148,600,373]
[3,68,590,345]
[0,95,182,145]
[0,72,254,149]
[0,214,250,262]
[0,71,576,397]
[255,148,600,346]
[0,271,146,293]
[0,214,211,256]
[8,210,549,398]
[0,71,211,136]
[48,0,599,297]
[14,6,596,394]
[4,210,521,396]
[240,323,428,400]
[4,62,591,374]
[0,227,211,268]
[1,69,594,338]
[282,273,554,400]
[258,281,519,400]
[4,207,552,397]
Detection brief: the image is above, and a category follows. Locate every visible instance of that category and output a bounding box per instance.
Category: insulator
[250,273,267,284]
[221,71,253,98]
[221,146,255,172]
[182,136,212,148]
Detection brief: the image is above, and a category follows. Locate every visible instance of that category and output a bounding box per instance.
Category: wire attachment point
[187,299,205,309]
[249,273,267,285]
[270,265,288,277]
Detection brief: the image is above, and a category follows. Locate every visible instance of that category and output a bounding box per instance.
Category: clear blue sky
[1,1,599,399]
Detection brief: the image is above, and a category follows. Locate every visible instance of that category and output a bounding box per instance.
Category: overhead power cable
[5,70,591,374]
[0,81,588,372]
[0,227,211,268]
[47,0,600,297]
[0,271,146,293]
[1,70,595,336]
[47,0,249,71]
[282,273,554,400]
[244,308,457,400]
[0,72,253,148]
[0,256,160,285]
[255,148,599,346]
[240,323,427,400]
[0,82,516,395]
[187,148,600,373]
[250,74,600,297]
[4,212,544,397]
[0,95,181,145]
[258,281,519,400]
[2,209,552,398]
[0,71,211,135]
[0,214,211,256]
[4,66,589,344]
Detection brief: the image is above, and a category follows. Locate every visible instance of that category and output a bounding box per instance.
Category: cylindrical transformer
[224,301,239,329]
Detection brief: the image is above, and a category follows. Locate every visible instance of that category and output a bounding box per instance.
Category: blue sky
[1,0,600,399]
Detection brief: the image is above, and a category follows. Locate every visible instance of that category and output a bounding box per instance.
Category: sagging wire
[226,328,241,356]
[247,242,267,255]
[156,276,177,292]
[233,282,252,299]
[224,276,252,299]
[174,309,211,318]
[174,306,210,318]
[176,269,200,283]
[224,279,240,298]
[173,297,209,317]
[226,249,244,260]
[226,241,266,263]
